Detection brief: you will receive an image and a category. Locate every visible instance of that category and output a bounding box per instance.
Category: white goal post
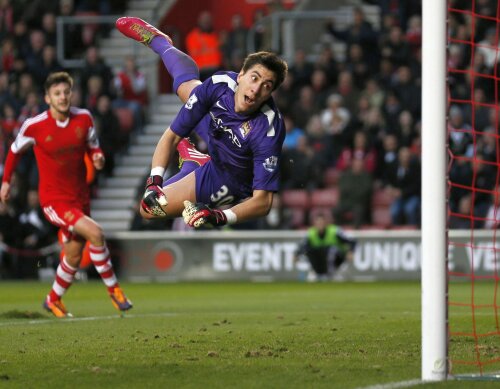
[421,0,448,381]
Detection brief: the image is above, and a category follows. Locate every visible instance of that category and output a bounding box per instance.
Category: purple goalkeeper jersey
[170,71,286,200]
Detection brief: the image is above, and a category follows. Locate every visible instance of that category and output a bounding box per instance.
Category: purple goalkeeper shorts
[194,161,247,207]
[163,160,250,207]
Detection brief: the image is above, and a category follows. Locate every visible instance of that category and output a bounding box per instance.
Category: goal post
[421,0,448,382]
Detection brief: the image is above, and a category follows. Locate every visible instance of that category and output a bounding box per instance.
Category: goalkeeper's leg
[116,17,200,102]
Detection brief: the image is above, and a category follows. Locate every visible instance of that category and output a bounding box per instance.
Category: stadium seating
[310,188,339,208]
[281,189,310,228]
[323,167,340,187]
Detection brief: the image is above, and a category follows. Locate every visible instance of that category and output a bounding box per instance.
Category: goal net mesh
[447,0,500,376]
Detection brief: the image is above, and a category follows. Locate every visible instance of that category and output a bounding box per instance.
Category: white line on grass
[357,379,424,389]
[0,312,177,327]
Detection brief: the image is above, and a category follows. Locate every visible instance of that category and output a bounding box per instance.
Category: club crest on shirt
[185,94,198,110]
[45,135,53,142]
[75,127,84,139]
[64,210,75,222]
[263,156,278,172]
[239,121,252,138]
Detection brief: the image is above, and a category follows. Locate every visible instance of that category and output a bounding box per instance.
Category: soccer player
[0,72,132,318]
[116,17,288,228]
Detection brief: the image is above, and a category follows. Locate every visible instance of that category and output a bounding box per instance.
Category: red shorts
[42,201,90,242]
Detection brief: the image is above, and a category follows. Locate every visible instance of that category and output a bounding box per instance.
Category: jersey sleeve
[251,108,286,192]
[170,80,215,138]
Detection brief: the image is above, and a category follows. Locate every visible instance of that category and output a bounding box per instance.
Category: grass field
[0,281,498,388]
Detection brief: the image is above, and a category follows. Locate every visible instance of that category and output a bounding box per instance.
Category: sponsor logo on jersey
[263,156,278,172]
[185,94,198,110]
[209,112,241,148]
[239,121,252,138]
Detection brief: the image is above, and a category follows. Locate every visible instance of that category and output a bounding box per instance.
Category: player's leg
[163,138,211,187]
[42,205,86,317]
[72,215,132,311]
[115,17,201,102]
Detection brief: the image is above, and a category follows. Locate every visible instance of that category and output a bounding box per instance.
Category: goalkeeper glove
[141,175,168,217]
[182,200,227,228]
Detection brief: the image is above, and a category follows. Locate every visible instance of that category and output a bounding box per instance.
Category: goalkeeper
[295,214,357,281]
[116,17,288,228]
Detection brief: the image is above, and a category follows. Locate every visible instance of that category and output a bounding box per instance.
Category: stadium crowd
[0,0,498,277]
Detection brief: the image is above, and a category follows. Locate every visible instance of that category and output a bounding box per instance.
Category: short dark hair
[44,71,73,92]
[241,51,288,90]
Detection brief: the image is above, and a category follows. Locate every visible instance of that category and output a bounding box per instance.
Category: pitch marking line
[0,312,177,327]
[357,379,424,389]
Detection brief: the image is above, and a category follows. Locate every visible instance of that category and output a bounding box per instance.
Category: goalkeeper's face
[45,82,72,117]
[235,64,277,114]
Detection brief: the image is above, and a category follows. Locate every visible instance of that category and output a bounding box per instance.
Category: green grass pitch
[0,281,498,388]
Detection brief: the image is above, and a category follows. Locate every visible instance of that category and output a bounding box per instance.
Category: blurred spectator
[448,105,472,157]
[405,14,422,56]
[272,72,297,115]
[345,43,370,88]
[304,114,332,185]
[112,56,147,133]
[92,95,122,176]
[24,29,46,84]
[280,135,316,190]
[291,85,317,129]
[185,11,223,81]
[320,93,351,160]
[310,68,333,111]
[223,13,248,69]
[326,6,379,69]
[336,130,377,174]
[384,147,421,226]
[58,0,84,59]
[1,102,20,147]
[41,12,57,46]
[475,27,499,69]
[79,45,113,96]
[375,133,399,183]
[83,74,105,111]
[449,194,475,229]
[334,157,373,228]
[31,45,63,87]
[0,37,15,73]
[314,45,338,84]
[394,110,417,148]
[391,65,420,118]
[380,25,411,67]
[289,48,314,89]
[282,115,303,151]
[0,0,14,42]
[382,91,402,133]
[251,7,268,51]
[17,90,42,123]
[333,70,360,114]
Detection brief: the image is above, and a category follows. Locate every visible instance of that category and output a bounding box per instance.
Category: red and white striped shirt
[3,107,102,206]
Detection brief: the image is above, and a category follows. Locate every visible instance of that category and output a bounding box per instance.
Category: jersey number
[210,185,234,207]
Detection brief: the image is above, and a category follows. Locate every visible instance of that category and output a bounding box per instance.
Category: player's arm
[140,127,182,218]
[85,114,105,170]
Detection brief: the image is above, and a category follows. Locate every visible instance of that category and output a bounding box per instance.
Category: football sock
[48,257,77,302]
[89,244,118,293]
[150,36,199,93]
